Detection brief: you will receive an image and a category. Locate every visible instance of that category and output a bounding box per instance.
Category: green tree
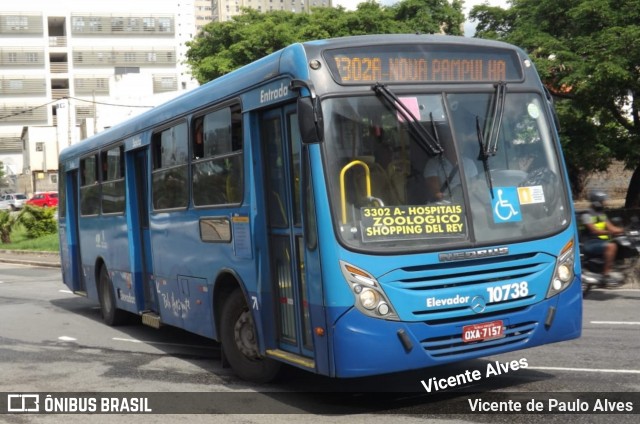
[470,0,640,199]
[0,161,7,190]
[186,1,465,83]
[0,210,17,244]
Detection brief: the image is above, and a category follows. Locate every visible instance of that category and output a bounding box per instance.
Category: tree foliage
[18,205,58,239]
[0,210,17,244]
[470,0,640,198]
[186,1,465,83]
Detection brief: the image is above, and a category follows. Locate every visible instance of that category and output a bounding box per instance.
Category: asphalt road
[0,262,638,423]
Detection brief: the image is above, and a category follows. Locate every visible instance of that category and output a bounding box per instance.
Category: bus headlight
[546,240,575,298]
[340,260,399,320]
[359,288,379,310]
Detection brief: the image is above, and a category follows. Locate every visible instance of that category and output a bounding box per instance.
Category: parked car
[0,193,28,211]
[26,192,59,208]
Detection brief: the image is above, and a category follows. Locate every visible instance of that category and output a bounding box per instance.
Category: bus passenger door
[262,105,315,361]
[63,170,86,293]
[127,148,157,318]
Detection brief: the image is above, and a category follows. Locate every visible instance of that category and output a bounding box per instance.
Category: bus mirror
[297,97,324,144]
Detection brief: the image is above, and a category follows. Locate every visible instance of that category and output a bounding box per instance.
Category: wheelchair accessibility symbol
[492,187,521,223]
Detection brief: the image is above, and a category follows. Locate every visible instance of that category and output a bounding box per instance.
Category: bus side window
[101,145,126,214]
[151,122,189,210]
[192,104,243,207]
[79,154,100,215]
[193,117,204,160]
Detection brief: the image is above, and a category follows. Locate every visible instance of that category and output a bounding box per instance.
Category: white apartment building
[0,0,335,194]
[0,0,201,194]
[211,0,332,23]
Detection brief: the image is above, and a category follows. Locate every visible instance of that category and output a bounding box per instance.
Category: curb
[0,257,61,268]
[0,249,61,268]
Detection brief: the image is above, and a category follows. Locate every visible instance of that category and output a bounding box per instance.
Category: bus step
[73,291,87,297]
[266,349,315,369]
[141,312,162,329]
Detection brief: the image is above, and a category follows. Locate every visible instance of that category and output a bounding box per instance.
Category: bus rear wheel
[98,265,127,326]
[220,289,281,383]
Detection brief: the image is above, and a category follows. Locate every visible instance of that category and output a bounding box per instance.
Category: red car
[27,192,59,208]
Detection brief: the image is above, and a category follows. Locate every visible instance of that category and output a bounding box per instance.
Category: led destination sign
[324,44,523,84]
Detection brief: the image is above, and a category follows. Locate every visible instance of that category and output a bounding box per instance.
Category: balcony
[49,36,67,47]
[50,62,69,73]
[51,88,69,101]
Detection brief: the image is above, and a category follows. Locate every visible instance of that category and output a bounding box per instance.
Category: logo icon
[7,394,40,412]
[470,296,487,314]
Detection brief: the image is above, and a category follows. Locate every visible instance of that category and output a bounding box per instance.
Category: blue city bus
[58,34,582,382]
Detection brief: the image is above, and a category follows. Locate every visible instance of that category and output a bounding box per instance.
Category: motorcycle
[578,214,640,296]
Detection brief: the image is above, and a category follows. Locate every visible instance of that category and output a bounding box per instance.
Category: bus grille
[381,252,554,322]
[421,321,537,358]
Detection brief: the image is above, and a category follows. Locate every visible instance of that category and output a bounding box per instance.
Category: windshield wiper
[485,81,507,156]
[477,82,507,198]
[476,116,494,197]
[372,83,444,156]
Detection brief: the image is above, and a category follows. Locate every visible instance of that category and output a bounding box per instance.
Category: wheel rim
[233,309,260,359]
[101,271,113,315]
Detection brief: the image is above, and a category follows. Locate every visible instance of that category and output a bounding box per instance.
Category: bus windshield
[322,90,570,252]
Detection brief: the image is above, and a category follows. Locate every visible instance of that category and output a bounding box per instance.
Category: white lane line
[590,321,640,325]
[59,289,74,294]
[58,336,77,341]
[112,337,215,350]
[529,366,640,374]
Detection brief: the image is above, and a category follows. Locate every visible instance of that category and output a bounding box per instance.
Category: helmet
[589,190,607,210]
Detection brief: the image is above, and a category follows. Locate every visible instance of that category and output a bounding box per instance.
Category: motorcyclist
[581,190,625,284]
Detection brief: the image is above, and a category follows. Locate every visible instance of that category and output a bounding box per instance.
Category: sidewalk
[0,249,61,268]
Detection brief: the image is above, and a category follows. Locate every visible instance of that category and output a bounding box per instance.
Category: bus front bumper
[330,278,582,378]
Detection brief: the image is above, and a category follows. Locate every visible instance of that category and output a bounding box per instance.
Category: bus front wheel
[220,289,281,383]
[98,265,127,326]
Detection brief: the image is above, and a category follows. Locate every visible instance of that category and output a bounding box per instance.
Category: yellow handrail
[339,160,371,225]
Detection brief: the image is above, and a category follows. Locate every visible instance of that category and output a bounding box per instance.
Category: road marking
[113,337,142,344]
[58,336,77,341]
[112,337,215,350]
[529,366,640,374]
[59,289,74,294]
[590,321,640,325]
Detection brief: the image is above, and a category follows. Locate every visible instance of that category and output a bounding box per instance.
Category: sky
[332,0,510,37]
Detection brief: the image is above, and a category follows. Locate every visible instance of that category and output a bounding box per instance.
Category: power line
[0,96,155,122]
[68,96,155,108]
[0,98,59,121]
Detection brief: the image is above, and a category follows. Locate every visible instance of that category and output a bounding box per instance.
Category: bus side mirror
[297,97,324,144]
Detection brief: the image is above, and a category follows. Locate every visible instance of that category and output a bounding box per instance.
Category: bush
[0,210,18,244]
[18,205,58,239]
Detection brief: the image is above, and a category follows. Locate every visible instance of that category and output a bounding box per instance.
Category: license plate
[462,320,504,343]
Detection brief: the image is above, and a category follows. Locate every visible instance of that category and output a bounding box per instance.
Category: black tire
[98,265,128,326]
[220,289,281,383]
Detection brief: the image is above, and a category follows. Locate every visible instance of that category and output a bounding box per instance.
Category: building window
[158,17,172,32]
[5,16,28,30]
[143,17,155,31]
[72,17,85,32]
